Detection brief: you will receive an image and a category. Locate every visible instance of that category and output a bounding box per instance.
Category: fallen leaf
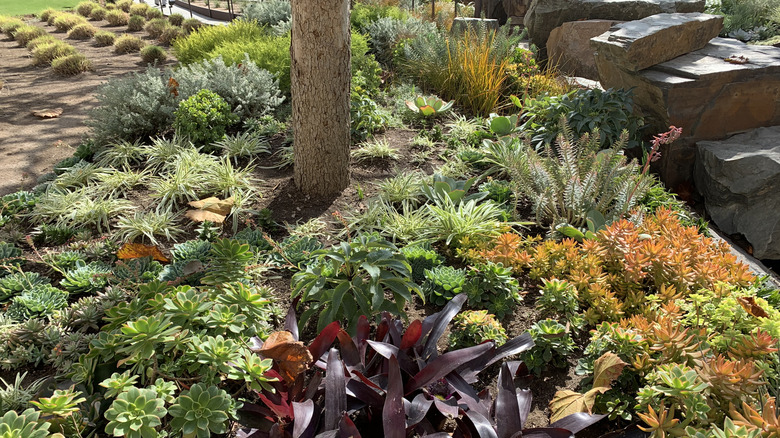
[32,108,63,118]
[738,296,769,318]
[188,196,234,216]
[185,209,226,224]
[117,242,170,263]
[549,388,606,423]
[592,352,628,389]
[259,331,313,383]
[168,77,179,97]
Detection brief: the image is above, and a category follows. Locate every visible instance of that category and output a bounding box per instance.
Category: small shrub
[351,139,399,163]
[449,310,508,349]
[145,8,164,19]
[13,25,46,47]
[26,34,58,50]
[174,89,238,145]
[140,44,167,64]
[240,0,290,26]
[88,7,107,21]
[67,23,97,40]
[172,19,265,64]
[144,17,168,38]
[365,16,436,66]
[127,14,145,31]
[32,41,76,66]
[104,9,129,26]
[93,30,116,46]
[168,13,184,26]
[53,14,86,32]
[350,2,407,31]
[46,12,62,25]
[157,25,182,46]
[114,34,144,53]
[51,53,93,75]
[116,0,134,12]
[75,1,96,17]
[522,319,576,375]
[1,18,25,38]
[39,8,58,22]
[128,2,150,17]
[181,17,202,34]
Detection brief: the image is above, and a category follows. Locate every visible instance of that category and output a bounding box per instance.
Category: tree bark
[291,0,351,197]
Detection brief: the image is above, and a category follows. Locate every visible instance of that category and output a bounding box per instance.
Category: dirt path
[0,16,176,195]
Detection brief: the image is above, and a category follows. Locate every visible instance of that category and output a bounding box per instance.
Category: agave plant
[405,95,454,118]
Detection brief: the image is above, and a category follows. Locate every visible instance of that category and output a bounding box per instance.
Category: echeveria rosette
[169,383,238,438]
[0,408,57,438]
[104,387,166,438]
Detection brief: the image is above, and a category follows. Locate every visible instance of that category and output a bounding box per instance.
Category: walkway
[134,0,229,25]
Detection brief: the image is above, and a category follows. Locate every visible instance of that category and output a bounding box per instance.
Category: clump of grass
[75,1,96,17]
[140,44,167,64]
[352,139,400,163]
[145,8,164,19]
[157,25,182,46]
[127,14,145,32]
[104,10,129,26]
[144,17,168,38]
[51,53,93,75]
[13,25,46,47]
[93,30,116,47]
[181,18,202,34]
[115,210,184,245]
[114,34,143,53]
[26,34,58,50]
[116,0,134,12]
[46,12,62,26]
[168,13,184,26]
[39,8,58,22]
[1,18,25,38]
[53,14,86,32]
[128,2,149,16]
[88,7,107,21]
[67,23,97,40]
[32,41,76,66]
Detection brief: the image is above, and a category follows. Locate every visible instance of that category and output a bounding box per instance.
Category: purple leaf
[346,379,385,408]
[285,306,299,341]
[464,410,499,438]
[354,315,370,363]
[401,320,423,350]
[458,333,534,383]
[517,388,532,427]
[338,413,361,438]
[405,342,493,394]
[521,428,575,438]
[292,400,316,438]
[376,319,389,343]
[309,322,341,365]
[336,329,361,370]
[386,313,403,346]
[406,394,433,427]
[325,348,347,431]
[236,428,266,438]
[383,355,406,438]
[305,371,323,401]
[496,363,522,438]
[421,294,467,360]
[433,397,459,418]
[549,413,606,434]
[367,340,400,360]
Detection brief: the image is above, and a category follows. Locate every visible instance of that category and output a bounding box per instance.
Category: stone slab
[547,20,621,79]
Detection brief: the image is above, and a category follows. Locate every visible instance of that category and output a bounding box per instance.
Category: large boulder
[590,13,723,72]
[524,0,705,57]
[695,127,780,260]
[547,20,622,80]
[474,0,532,24]
[594,37,780,189]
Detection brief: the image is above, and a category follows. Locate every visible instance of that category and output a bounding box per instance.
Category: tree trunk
[291,0,351,197]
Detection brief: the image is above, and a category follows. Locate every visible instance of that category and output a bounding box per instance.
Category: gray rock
[590,13,723,72]
[695,126,780,260]
[474,0,532,23]
[524,0,705,57]
[547,20,621,79]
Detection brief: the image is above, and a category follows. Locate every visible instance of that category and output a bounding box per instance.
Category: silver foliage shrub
[365,16,436,66]
[88,56,283,145]
[240,0,291,27]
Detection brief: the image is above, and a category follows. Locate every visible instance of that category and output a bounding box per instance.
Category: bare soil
[0,15,176,196]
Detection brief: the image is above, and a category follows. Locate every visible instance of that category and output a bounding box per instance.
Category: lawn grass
[0,0,80,16]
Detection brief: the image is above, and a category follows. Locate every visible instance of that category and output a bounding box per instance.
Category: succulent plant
[99,371,140,398]
[0,271,50,301]
[401,243,443,284]
[423,265,467,306]
[0,242,23,275]
[1,191,37,215]
[405,95,454,117]
[109,257,163,286]
[449,309,508,349]
[6,284,68,321]
[104,387,166,438]
[269,236,323,268]
[30,387,86,436]
[521,319,576,375]
[0,408,55,438]
[31,224,78,246]
[233,227,272,252]
[49,250,86,272]
[60,261,111,294]
[169,383,237,438]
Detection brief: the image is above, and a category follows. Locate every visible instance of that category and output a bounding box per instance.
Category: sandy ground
[0,15,176,195]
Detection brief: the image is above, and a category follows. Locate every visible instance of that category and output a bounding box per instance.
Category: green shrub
[521,319,576,375]
[168,12,184,26]
[157,25,182,46]
[145,7,163,19]
[46,12,62,26]
[240,0,290,26]
[144,17,168,38]
[67,23,97,40]
[520,87,645,151]
[116,0,134,12]
[449,310,508,349]
[1,18,25,38]
[181,17,202,34]
[32,41,76,66]
[140,44,167,64]
[720,0,780,40]
[128,2,150,17]
[26,34,58,50]
[365,16,436,66]
[462,262,523,319]
[53,14,86,32]
[39,8,58,22]
[350,2,407,31]
[13,24,46,47]
[401,243,442,284]
[174,89,238,145]
[172,19,265,64]
[93,30,116,46]
[76,1,96,17]
[51,53,93,75]
[104,9,129,26]
[205,33,292,91]
[127,14,145,31]
[114,34,144,53]
[88,6,107,21]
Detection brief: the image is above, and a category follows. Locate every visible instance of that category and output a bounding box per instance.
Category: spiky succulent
[0,272,51,301]
[31,224,79,246]
[0,242,23,275]
[6,284,68,321]
[60,261,111,294]
[169,383,238,438]
[104,387,166,438]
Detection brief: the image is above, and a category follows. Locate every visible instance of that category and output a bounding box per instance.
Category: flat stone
[547,20,621,79]
[695,126,780,259]
[524,0,705,57]
[590,13,723,72]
